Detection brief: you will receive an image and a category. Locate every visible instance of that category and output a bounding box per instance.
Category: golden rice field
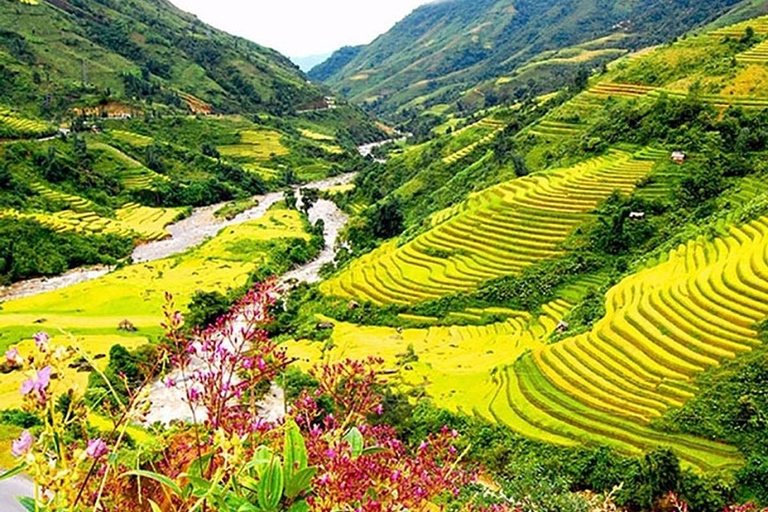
[218,129,290,161]
[442,117,506,165]
[91,142,169,190]
[0,208,309,356]
[0,186,183,242]
[485,214,768,471]
[0,107,53,138]
[322,148,665,305]
[287,298,571,415]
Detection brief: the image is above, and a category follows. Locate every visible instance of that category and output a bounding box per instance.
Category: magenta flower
[33,332,49,352]
[12,430,33,457]
[86,438,109,459]
[4,346,20,366]
[21,366,52,396]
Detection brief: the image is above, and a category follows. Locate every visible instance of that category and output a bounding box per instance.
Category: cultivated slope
[313,0,753,117]
[492,214,768,471]
[322,148,664,305]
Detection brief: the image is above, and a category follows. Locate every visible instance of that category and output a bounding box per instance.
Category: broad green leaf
[17,497,36,512]
[0,463,28,481]
[285,467,317,499]
[343,427,364,458]
[283,419,308,476]
[257,456,284,512]
[245,445,272,477]
[123,469,183,496]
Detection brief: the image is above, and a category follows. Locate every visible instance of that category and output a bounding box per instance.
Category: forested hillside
[0,0,322,116]
[312,0,766,120]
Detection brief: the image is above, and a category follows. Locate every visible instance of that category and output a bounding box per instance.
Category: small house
[629,211,646,220]
[671,151,686,164]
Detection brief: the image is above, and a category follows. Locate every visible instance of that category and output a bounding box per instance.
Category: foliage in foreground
[0,281,480,511]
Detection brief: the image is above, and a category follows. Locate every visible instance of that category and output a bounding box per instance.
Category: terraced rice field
[0,190,181,241]
[218,129,289,161]
[91,142,168,189]
[527,119,584,139]
[442,118,506,165]
[487,215,768,471]
[736,40,768,64]
[0,107,54,138]
[287,298,571,414]
[322,148,665,305]
[581,82,768,109]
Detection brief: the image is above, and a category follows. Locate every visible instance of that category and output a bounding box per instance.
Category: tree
[369,197,404,239]
[300,188,319,215]
[285,189,298,210]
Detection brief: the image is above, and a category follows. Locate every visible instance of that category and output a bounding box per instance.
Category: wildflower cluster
[4,331,117,510]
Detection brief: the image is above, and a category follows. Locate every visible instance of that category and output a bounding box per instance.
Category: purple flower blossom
[33,332,49,352]
[164,376,176,388]
[86,438,109,459]
[4,346,20,366]
[21,366,52,396]
[11,430,33,457]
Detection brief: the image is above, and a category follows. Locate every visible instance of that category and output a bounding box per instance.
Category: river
[0,138,397,506]
[0,172,356,302]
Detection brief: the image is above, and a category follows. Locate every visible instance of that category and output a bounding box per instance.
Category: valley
[3,0,768,510]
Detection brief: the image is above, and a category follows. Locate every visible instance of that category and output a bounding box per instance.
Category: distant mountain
[0,0,323,117]
[292,52,333,72]
[309,46,364,83]
[315,0,759,119]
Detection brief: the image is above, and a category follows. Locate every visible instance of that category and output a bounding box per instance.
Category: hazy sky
[170,0,431,58]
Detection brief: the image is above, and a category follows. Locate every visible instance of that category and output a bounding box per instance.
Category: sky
[169,0,431,58]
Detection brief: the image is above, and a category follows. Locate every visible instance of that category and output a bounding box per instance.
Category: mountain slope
[0,0,322,116]
[315,0,758,119]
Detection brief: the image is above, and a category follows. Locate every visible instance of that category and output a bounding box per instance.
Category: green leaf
[283,419,308,476]
[123,469,183,496]
[245,445,272,477]
[361,446,388,456]
[285,467,317,499]
[187,453,213,478]
[148,499,164,512]
[0,463,28,481]
[257,456,284,512]
[17,497,36,512]
[287,499,310,512]
[343,427,364,458]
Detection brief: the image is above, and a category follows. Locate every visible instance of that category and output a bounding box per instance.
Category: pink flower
[375,404,384,415]
[33,332,49,352]
[187,388,201,402]
[11,430,33,457]
[164,377,176,388]
[4,347,21,366]
[86,438,109,459]
[21,366,52,396]
[418,441,428,451]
